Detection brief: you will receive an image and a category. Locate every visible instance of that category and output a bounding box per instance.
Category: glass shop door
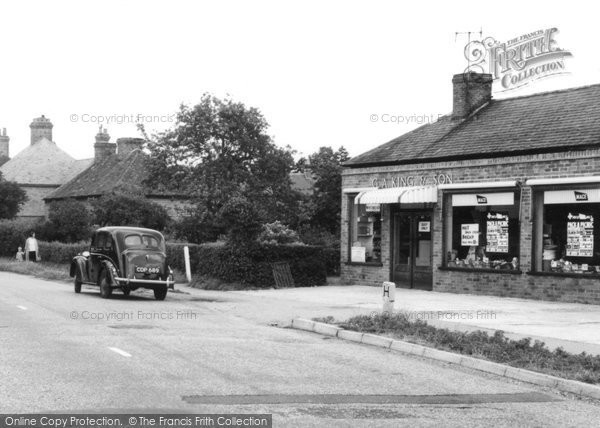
[392,212,433,290]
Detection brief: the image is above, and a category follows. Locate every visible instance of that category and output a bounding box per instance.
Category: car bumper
[114,277,175,289]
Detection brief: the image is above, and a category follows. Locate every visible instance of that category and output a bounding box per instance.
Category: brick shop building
[341,73,600,304]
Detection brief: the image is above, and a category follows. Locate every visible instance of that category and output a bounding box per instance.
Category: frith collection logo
[574,191,589,201]
[476,195,488,204]
[464,28,572,91]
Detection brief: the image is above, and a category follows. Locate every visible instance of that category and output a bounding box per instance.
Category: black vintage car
[70,227,174,300]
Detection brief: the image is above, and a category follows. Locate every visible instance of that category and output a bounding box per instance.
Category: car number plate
[135,266,160,274]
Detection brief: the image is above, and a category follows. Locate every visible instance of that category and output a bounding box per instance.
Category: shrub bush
[257,221,300,244]
[42,199,92,243]
[298,225,340,247]
[91,191,170,231]
[0,218,42,258]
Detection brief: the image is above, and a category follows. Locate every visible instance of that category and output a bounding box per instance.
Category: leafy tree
[219,194,263,245]
[90,191,170,231]
[143,94,301,243]
[0,175,28,219]
[43,199,91,242]
[298,146,349,235]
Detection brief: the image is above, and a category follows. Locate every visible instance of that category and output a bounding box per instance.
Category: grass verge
[0,258,71,282]
[0,258,189,285]
[315,313,600,385]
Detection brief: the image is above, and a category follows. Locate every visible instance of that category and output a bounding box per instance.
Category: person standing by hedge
[25,232,39,262]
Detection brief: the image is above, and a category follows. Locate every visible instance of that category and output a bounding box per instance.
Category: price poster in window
[486,213,509,253]
[461,224,479,246]
[566,213,594,257]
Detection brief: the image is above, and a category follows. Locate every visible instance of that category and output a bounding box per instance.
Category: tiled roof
[45,149,179,200]
[345,83,600,167]
[290,171,315,195]
[0,138,92,185]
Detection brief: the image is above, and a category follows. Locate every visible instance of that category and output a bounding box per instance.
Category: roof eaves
[343,143,600,169]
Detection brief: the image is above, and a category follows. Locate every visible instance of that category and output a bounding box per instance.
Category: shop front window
[445,192,520,270]
[349,197,382,264]
[537,188,600,274]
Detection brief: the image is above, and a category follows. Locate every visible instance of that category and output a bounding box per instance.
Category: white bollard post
[183,245,192,283]
[382,281,396,315]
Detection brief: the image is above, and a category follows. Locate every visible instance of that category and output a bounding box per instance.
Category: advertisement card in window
[461,223,479,246]
[486,212,509,253]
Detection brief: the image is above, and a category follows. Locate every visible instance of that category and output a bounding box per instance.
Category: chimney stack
[94,126,116,161]
[116,137,144,158]
[452,72,493,120]
[0,128,9,158]
[30,115,53,144]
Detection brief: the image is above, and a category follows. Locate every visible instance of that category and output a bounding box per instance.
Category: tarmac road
[1,271,599,427]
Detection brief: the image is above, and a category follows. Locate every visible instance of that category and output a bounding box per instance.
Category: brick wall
[18,186,57,218]
[341,148,600,304]
[148,198,193,221]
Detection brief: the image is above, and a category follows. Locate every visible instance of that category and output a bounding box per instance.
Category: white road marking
[108,347,132,358]
[16,305,27,310]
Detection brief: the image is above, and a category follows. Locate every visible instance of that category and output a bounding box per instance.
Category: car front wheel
[74,269,82,294]
[99,270,113,299]
[154,285,167,301]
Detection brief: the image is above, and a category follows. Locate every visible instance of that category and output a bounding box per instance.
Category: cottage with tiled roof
[0,116,92,218]
[45,129,190,219]
[342,72,600,304]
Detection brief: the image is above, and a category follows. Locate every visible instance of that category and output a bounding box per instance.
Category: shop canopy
[355,186,438,205]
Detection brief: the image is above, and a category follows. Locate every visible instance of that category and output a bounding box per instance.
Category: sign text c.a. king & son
[371,173,452,188]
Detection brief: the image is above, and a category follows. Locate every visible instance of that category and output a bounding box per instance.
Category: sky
[0,0,598,161]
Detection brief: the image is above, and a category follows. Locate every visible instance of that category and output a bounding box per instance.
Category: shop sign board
[545,189,600,204]
[452,192,514,207]
[371,173,452,188]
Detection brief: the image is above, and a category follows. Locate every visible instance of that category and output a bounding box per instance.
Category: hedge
[38,241,88,264]
[191,243,327,287]
[322,247,341,276]
[166,242,327,287]
[1,232,328,287]
[166,242,203,272]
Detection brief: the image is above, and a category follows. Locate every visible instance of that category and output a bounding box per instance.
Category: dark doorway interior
[392,211,433,290]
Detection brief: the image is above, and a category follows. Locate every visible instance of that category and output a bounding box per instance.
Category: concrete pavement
[221,284,600,355]
[2,271,600,426]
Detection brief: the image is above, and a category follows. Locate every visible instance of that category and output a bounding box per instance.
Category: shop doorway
[391,211,433,290]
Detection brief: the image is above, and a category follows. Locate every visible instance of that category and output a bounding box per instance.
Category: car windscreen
[123,234,165,251]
